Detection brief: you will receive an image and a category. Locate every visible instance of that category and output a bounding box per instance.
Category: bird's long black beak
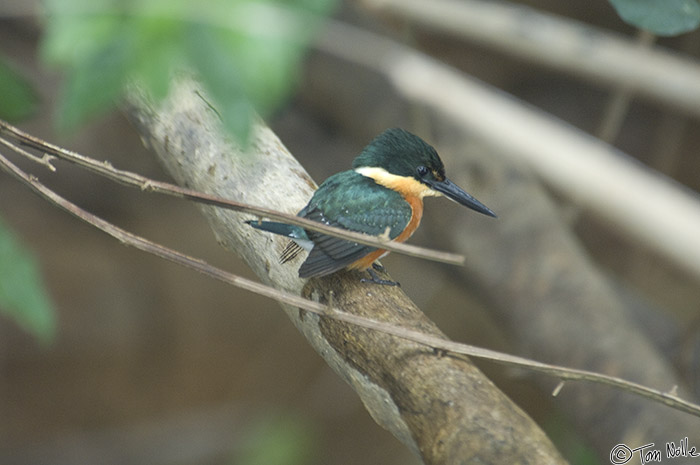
[428,177,497,218]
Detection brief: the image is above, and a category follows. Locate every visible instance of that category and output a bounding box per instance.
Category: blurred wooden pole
[362,0,700,119]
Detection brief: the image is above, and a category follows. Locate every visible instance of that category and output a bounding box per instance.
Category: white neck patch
[354,166,440,198]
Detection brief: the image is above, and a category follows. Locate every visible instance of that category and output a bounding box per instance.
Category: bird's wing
[298,174,411,278]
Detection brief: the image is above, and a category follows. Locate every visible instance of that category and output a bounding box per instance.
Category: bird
[246,128,496,285]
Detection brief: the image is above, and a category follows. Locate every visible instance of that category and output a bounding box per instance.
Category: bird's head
[352,128,496,217]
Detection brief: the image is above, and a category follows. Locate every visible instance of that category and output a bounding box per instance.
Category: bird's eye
[416,165,429,177]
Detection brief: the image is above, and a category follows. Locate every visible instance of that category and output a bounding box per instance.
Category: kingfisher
[247,128,496,285]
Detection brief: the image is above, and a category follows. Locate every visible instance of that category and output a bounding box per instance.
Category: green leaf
[185,23,255,144]
[0,56,38,122]
[544,412,602,465]
[130,19,186,102]
[56,30,134,131]
[0,217,56,344]
[236,413,318,465]
[608,0,700,36]
[41,9,122,67]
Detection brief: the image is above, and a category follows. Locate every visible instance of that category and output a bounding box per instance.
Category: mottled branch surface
[124,79,566,464]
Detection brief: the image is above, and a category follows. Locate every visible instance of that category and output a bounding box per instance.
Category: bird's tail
[245,220,306,240]
[246,220,311,263]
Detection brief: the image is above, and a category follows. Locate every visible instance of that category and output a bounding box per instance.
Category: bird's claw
[362,267,400,286]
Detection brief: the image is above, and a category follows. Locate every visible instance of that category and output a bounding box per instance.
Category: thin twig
[0,136,56,171]
[0,119,465,266]
[1,147,699,419]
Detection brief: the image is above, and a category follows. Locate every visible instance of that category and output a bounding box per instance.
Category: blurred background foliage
[40,0,337,140]
[0,56,37,121]
[2,0,700,464]
[0,217,54,344]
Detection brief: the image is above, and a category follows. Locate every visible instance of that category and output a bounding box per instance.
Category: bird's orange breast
[348,194,424,270]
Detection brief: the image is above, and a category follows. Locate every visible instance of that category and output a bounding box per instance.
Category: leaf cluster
[0,218,55,344]
[609,0,700,35]
[40,0,337,142]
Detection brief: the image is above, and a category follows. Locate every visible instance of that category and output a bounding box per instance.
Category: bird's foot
[361,267,400,286]
[371,262,386,272]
